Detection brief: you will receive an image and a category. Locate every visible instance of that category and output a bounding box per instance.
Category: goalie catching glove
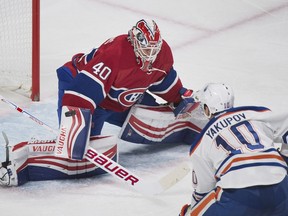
[172,88,200,118]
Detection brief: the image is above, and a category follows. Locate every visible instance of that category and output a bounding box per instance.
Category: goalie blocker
[55,105,91,160]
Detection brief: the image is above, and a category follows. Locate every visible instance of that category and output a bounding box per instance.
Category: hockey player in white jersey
[180,83,288,216]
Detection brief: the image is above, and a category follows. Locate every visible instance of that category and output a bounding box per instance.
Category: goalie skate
[0,132,17,186]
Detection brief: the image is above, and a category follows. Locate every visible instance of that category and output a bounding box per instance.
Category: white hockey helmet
[198,83,234,118]
[128,19,163,71]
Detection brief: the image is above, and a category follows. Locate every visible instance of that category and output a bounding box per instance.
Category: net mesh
[0,0,32,96]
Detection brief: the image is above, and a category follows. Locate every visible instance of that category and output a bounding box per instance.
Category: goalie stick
[0,95,190,194]
[1,132,11,168]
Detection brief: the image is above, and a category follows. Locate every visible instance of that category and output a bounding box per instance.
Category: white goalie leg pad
[55,106,91,160]
[89,135,119,162]
[119,104,207,144]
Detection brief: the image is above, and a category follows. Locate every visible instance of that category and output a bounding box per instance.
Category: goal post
[32,0,40,101]
[0,0,40,101]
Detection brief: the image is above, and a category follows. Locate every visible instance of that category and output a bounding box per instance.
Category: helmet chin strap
[148,67,167,75]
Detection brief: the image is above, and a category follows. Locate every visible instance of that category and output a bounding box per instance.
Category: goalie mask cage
[0,0,40,101]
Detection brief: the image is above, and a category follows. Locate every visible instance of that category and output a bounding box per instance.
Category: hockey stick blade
[1,132,11,168]
[2,132,9,147]
[157,162,190,192]
[138,162,191,195]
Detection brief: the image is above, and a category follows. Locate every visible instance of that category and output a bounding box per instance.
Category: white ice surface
[0,0,288,215]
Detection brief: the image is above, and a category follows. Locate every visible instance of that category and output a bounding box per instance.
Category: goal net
[0,0,40,101]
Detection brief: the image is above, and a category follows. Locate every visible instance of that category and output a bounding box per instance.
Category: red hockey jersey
[61,34,184,113]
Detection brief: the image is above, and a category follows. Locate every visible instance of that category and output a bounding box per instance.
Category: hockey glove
[0,164,17,186]
[179,204,191,216]
[55,105,92,160]
[173,88,200,118]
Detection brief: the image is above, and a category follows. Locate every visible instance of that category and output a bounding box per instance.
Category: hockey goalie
[0,18,209,187]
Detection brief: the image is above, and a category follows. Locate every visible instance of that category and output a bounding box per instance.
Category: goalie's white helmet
[199,83,234,118]
[129,19,163,71]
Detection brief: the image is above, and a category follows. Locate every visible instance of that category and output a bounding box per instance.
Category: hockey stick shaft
[0,95,190,194]
[0,96,56,134]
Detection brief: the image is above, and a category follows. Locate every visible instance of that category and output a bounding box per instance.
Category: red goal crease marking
[174,2,288,50]
[95,0,288,49]
[94,0,213,33]
[96,0,288,45]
